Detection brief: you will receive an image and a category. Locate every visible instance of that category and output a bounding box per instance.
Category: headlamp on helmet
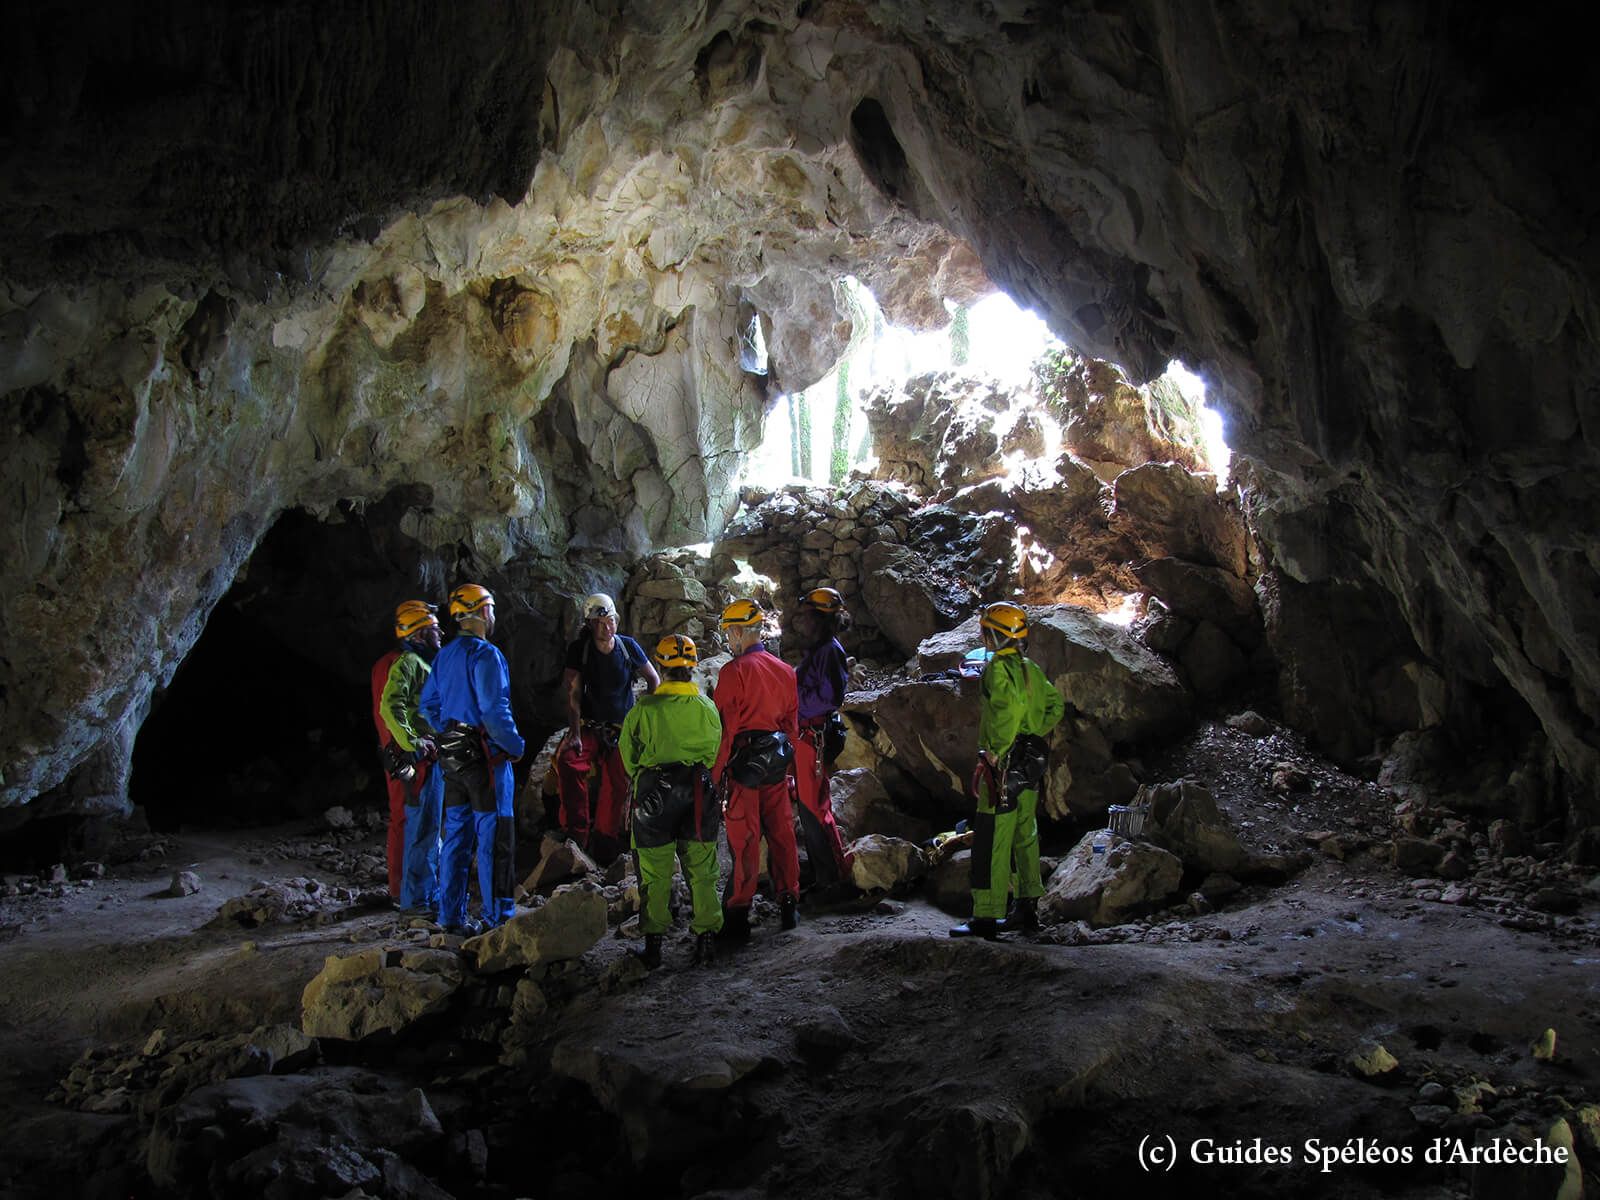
[583,592,617,620]
[394,599,439,639]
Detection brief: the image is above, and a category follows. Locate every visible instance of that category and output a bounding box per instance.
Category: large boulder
[1134,558,1261,648]
[841,675,976,821]
[860,542,969,661]
[1111,463,1249,577]
[829,767,934,844]
[300,948,465,1041]
[464,885,608,974]
[1138,779,1249,875]
[847,834,927,892]
[1039,834,1184,927]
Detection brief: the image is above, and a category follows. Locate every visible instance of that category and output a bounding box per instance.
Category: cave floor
[0,766,1596,1198]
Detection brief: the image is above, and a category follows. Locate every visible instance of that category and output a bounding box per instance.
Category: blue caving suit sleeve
[473,643,525,759]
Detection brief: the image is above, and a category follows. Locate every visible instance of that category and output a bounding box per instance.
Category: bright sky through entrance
[741,286,1230,487]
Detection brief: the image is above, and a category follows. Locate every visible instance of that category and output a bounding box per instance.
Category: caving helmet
[801,586,844,614]
[393,600,439,639]
[448,583,494,619]
[719,598,764,629]
[654,634,698,669]
[979,602,1029,642]
[583,592,617,620]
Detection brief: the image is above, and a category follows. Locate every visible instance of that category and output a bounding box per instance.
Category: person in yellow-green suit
[951,603,1064,941]
[620,634,724,969]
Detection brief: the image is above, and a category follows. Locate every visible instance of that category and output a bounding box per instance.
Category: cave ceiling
[1,1,1596,824]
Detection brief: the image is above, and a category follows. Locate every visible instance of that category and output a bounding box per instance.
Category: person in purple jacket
[790,587,855,892]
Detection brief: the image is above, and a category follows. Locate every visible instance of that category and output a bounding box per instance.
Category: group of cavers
[371,582,1066,970]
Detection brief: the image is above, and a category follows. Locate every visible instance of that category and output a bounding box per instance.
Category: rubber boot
[780,894,799,931]
[692,932,716,967]
[1003,896,1040,933]
[718,905,751,945]
[949,917,1003,940]
[636,933,663,970]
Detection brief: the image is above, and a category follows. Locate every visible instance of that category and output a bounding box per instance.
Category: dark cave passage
[130,499,448,832]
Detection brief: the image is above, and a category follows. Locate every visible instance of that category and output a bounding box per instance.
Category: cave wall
[2,2,1597,828]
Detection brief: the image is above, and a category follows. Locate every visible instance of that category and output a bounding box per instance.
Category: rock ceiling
[0,2,1595,826]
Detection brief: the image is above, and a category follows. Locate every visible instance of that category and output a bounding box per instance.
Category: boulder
[924,849,973,916]
[1039,834,1184,927]
[1111,462,1248,576]
[464,886,608,974]
[300,948,465,1040]
[860,542,967,661]
[841,675,976,817]
[1134,558,1261,647]
[829,768,934,844]
[1139,780,1249,875]
[847,835,928,892]
[518,835,600,897]
[1178,620,1250,696]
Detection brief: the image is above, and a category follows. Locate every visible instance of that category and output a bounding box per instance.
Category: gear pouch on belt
[633,763,701,848]
[1001,733,1049,809]
[436,722,485,773]
[822,712,848,766]
[728,730,793,787]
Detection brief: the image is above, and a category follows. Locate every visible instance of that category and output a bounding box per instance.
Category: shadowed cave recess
[1,2,1598,1198]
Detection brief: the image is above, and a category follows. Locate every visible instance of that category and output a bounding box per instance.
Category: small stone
[165,871,201,897]
[44,863,68,884]
[1349,1042,1399,1078]
[1436,849,1471,880]
[1410,1104,1452,1128]
[323,806,356,830]
[1417,1082,1449,1103]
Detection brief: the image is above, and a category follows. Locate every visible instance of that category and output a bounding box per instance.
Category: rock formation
[0,2,1595,846]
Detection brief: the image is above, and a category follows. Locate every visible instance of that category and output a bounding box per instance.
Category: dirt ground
[0,722,1595,1199]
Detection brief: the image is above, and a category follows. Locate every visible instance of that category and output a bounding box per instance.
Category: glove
[414,737,437,762]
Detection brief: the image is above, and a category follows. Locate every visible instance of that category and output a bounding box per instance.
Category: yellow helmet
[802,586,844,614]
[394,600,439,639]
[448,583,494,619]
[654,634,698,668]
[719,598,764,628]
[979,602,1029,640]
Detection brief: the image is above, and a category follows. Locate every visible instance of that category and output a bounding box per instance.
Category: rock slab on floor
[300,947,465,1041]
[464,886,608,974]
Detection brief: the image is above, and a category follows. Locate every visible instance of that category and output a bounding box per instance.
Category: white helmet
[583,593,617,620]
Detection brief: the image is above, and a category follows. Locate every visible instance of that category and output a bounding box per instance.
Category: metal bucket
[1106,802,1148,838]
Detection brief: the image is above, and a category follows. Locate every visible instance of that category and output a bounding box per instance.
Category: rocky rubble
[51,1024,317,1117]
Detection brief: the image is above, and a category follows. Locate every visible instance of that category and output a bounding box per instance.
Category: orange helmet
[802,586,844,614]
[654,634,698,668]
[448,583,494,619]
[719,598,764,628]
[394,600,439,639]
[979,602,1029,640]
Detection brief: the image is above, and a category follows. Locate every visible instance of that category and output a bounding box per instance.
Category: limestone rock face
[1048,358,1209,482]
[300,948,465,1041]
[3,2,1600,835]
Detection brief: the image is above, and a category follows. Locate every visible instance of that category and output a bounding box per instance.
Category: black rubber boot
[780,894,799,931]
[718,906,751,945]
[636,933,663,970]
[949,917,1003,940]
[693,932,716,966]
[1003,896,1040,933]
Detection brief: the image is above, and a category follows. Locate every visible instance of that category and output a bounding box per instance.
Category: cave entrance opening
[129,501,438,833]
[741,282,1231,493]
